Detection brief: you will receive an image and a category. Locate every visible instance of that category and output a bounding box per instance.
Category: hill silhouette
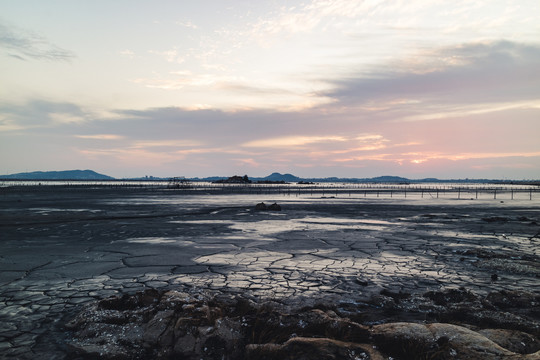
[0,170,114,180]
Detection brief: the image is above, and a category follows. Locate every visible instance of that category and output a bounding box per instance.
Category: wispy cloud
[176,20,198,30]
[119,49,135,59]
[133,71,240,90]
[133,140,202,148]
[75,134,124,140]
[0,21,75,61]
[243,135,346,148]
[148,47,185,63]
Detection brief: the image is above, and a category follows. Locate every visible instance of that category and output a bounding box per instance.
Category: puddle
[120,237,190,245]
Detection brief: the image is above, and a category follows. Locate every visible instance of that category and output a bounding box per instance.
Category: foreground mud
[0,187,539,358]
[67,287,539,359]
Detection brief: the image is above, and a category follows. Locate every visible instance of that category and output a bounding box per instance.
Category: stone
[246,337,384,360]
[268,203,282,211]
[371,322,540,359]
[255,202,267,210]
[479,329,540,354]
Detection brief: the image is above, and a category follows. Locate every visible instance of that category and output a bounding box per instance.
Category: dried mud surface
[0,187,539,359]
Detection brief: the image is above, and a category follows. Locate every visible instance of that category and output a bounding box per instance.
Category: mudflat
[1,187,539,359]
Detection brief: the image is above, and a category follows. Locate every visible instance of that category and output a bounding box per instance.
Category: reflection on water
[121,237,186,244]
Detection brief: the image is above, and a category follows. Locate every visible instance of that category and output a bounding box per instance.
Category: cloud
[325,41,540,107]
[0,100,89,130]
[176,20,198,30]
[0,21,75,61]
[148,47,185,63]
[2,97,538,179]
[243,135,347,148]
[248,0,379,39]
[398,100,540,123]
[133,71,292,95]
[75,134,124,140]
[119,49,135,59]
[132,140,202,148]
[133,71,237,89]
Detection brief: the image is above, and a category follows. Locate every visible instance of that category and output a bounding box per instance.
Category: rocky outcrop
[268,203,281,211]
[255,202,267,210]
[214,175,252,184]
[66,288,540,359]
[255,202,281,211]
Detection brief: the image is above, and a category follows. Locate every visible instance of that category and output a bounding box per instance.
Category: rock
[424,288,477,306]
[246,337,384,360]
[66,289,540,359]
[479,329,540,354]
[485,290,540,310]
[380,289,410,302]
[143,309,176,348]
[371,322,540,359]
[255,202,267,210]
[255,202,281,211]
[268,203,281,211]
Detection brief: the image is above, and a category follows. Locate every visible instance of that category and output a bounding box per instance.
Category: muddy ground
[0,187,538,358]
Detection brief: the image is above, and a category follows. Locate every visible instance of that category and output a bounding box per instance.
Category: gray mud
[0,187,539,358]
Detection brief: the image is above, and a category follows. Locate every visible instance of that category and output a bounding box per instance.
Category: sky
[1,0,539,179]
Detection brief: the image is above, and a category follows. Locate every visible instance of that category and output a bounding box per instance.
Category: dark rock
[255,202,267,210]
[268,203,281,211]
[479,329,540,354]
[424,288,476,306]
[372,322,520,359]
[485,290,540,310]
[66,288,540,359]
[380,289,410,302]
[246,337,384,360]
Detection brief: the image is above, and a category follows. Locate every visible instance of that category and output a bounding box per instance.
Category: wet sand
[0,187,539,358]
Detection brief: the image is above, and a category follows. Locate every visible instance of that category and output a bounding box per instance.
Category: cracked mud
[0,187,539,359]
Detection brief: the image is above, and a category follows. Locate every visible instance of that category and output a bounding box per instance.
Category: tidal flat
[1,187,539,359]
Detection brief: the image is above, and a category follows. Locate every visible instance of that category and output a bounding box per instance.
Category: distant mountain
[261,172,301,182]
[246,173,411,183]
[0,170,114,180]
[196,173,537,184]
[369,176,410,183]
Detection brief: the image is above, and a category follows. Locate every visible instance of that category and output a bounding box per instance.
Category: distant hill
[246,173,410,183]
[262,172,301,182]
[194,173,535,184]
[369,176,410,183]
[0,170,114,180]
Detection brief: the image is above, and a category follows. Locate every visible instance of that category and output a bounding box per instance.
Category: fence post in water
[476,189,478,199]
[494,189,497,199]
[458,188,460,200]
[511,189,514,200]
[530,189,533,200]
